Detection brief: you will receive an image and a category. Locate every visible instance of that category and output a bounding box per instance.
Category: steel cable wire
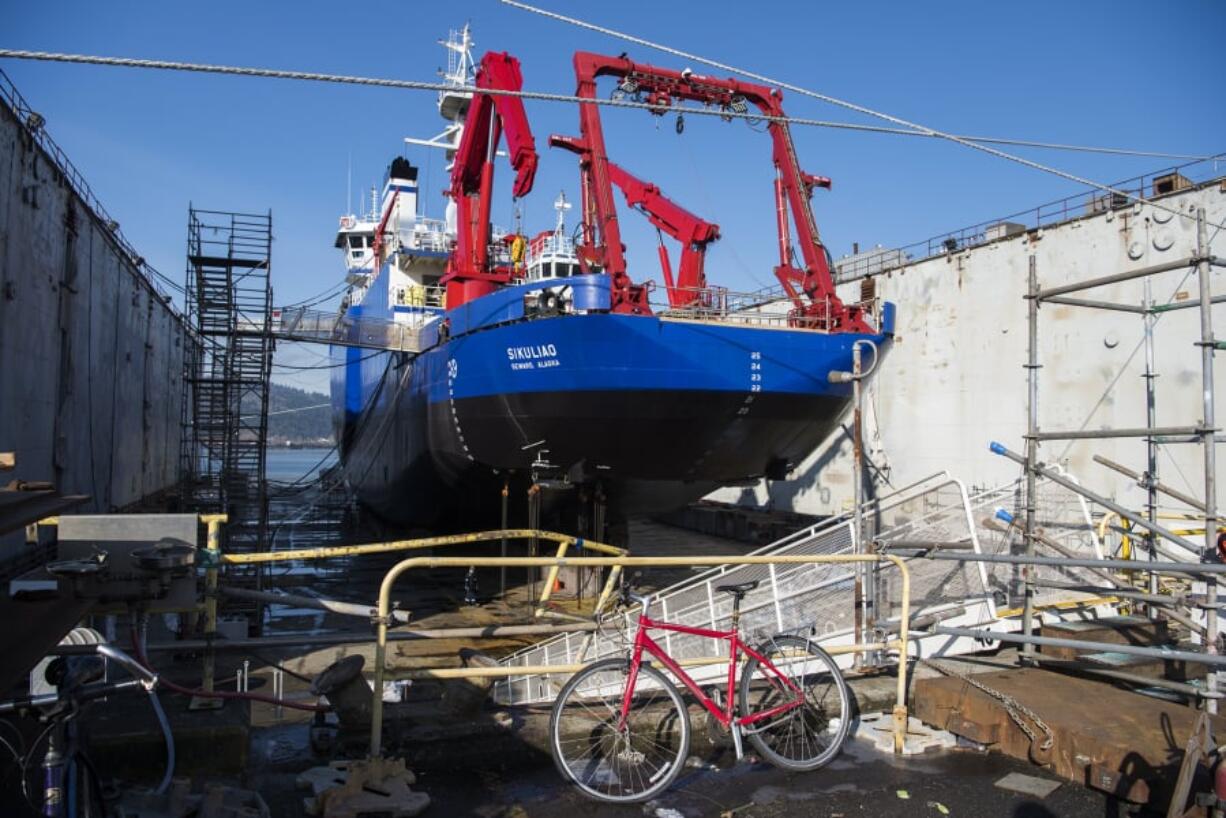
[499,1,1226,232]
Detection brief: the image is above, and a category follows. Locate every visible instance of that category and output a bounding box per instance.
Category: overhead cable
[499,1,1224,229]
[0,48,1212,163]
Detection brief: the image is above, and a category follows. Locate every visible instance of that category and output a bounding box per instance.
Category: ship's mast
[554,191,571,239]
[405,24,478,162]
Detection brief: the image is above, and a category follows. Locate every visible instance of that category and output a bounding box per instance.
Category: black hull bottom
[434,390,849,483]
[342,388,849,533]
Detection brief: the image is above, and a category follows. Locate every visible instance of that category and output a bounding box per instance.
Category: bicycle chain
[919,658,1054,752]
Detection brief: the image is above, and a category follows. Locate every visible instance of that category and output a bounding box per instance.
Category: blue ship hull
[332,274,893,528]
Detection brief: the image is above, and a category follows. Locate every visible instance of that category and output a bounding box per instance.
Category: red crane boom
[607,161,719,308]
[442,51,539,308]
[556,51,870,331]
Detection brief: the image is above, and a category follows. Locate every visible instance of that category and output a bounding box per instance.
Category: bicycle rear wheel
[738,635,850,771]
[550,658,690,803]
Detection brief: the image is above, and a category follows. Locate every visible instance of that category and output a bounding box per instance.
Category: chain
[919,658,1054,752]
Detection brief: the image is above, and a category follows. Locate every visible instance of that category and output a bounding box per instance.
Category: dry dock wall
[0,88,188,515]
[713,180,1225,519]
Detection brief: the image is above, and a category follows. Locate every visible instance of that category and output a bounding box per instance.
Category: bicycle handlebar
[97,643,158,687]
[0,643,157,714]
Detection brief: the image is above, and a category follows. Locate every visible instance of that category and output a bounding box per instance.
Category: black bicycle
[0,643,171,817]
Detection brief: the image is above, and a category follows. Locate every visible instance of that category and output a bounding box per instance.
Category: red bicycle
[549,580,851,803]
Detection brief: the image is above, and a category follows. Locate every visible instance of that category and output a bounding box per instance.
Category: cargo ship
[330,27,894,534]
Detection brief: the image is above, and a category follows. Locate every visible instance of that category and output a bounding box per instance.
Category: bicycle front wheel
[550,657,690,803]
[738,635,850,771]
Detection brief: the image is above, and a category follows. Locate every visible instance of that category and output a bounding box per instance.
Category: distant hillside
[264,384,333,446]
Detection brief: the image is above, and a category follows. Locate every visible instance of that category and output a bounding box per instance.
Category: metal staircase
[180,208,274,577]
[494,471,1114,706]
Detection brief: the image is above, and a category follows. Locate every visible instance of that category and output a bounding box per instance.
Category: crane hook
[675,113,685,135]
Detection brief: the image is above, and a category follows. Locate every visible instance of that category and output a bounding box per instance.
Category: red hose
[130,628,329,713]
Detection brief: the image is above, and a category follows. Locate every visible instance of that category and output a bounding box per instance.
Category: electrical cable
[498,1,1226,231]
[273,348,384,370]
[147,691,175,794]
[0,47,1213,164]
[240,649,313,683]
[0,729,19,765]
[281,279,352,310]
[128,626,329,713]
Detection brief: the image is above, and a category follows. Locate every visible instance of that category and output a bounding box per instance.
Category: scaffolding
[179,207,274,572]
[1020,206,1222,706]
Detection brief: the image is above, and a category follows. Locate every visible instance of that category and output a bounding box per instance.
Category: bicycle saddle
[715,580,760,598]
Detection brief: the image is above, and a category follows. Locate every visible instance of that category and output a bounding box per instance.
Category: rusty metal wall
[0,97,188,515]
[712,182,1225,518]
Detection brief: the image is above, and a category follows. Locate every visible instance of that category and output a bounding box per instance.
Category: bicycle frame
[617,608,804,734]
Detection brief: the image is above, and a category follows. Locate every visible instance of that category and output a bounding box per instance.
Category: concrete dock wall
[0,89,188,514]
[713,180,1225,520]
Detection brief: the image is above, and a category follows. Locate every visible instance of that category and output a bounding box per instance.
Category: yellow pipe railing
[207,528,625,690]
[199,513,228,693]
[216,528,627,566]
[370,551,912,760]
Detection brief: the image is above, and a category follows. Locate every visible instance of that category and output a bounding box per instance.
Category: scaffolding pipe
[1029,580,1207,609]
[1093,454,1212,517]
[1040,295,1147,314]
[1024,255,1039,660]
[1196,207,1219,713]
[891,548,1226,575]
[1034,256,1198,300]
[989,442,1202,554]
[983,514,1206,635]
[1150,293,1226,314]
[1029,656,1222,699]
[927,624,1226,668]
[1029,425,1202,441]
[369,551,913,760]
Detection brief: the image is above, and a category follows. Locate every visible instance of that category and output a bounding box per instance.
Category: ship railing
[397,218,453,254]
[653,287,883,332]
[525,232,576,265]
[652,285,792,326]
[266,306,426,353]
[833,153,1225,284]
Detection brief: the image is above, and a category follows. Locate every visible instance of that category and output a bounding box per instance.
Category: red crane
[554,51,871,332]
[550,142,719,308]
[441,51,539,308]
[607,161,719,309]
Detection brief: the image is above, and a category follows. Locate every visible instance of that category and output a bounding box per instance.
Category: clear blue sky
[5,0,1224,392]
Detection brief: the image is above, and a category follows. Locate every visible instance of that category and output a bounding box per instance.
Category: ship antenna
[553,191,571,238]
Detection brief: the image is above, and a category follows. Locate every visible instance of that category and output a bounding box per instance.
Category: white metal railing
[495,473,976,705]
[494,470,1122,706]
[268,307,426,353]
[397,218,452,254]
